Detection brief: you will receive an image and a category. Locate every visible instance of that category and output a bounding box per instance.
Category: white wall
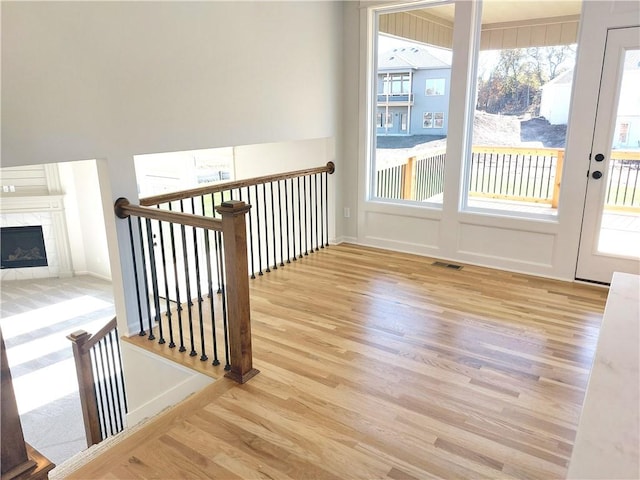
[121,343,214,427]
[1,0,343,411]
[59,160,112,280]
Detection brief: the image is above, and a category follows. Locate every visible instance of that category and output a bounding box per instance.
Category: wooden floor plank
[71,244,607,479]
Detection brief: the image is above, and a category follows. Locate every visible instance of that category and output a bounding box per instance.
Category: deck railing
[67,318,127,447]
[376,147,640,210]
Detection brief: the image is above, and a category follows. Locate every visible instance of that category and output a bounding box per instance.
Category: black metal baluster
[103,334,121,433]
[314,174,320,251]
[303,176,309,256]
[191,199,207,362]
[156,216,172,346]
[262,183,271,272]
[290,178,298,261]
[216,231,231,371]
[90,349,106,440]
[474,153,481,192]
[203,219,220,366]
[168,204,184,352]
[114,327,128,413]
[253,184,264,275]
[244,187,256,278]
[309,174,316,247]
[269,182,278,269]
[97,341,116,436]
[630,165,639,207]
[505,153,513,197]
[519,154,526,197]
[540,156,548,198]
[137,218,155,341]
[145,218,164,344]
[211,192,224,293]
[127,217,145,336]
[605,162,615,204]
[320,172,329,248]
[277,180,285,266]
[179,201,196,356]
[284,179,292,262]
[297,177,303,258]
[108,332,124,433]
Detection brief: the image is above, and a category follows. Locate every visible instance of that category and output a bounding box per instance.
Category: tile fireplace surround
[1,195,73,280]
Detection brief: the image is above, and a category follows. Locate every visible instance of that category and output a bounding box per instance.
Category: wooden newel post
[67,330,102,446]
[402,156,416,200]
[2,328,54,480]
[216,200,260,384]
[552,150,565,209]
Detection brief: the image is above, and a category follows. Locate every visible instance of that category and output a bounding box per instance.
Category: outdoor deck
[67,244,607,479]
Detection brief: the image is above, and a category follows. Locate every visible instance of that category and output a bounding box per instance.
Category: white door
[576,27,640,283]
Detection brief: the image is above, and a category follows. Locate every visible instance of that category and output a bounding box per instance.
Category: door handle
[594,153,605,162]
[592,171,603,179]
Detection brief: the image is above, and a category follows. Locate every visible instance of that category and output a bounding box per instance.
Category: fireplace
[1,226,48,269]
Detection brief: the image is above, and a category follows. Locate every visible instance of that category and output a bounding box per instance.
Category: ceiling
[411,0,582,26]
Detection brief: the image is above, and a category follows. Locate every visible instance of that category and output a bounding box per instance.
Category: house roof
[541,69,574,88]
[378,45,451,70]
[543,50,640,89]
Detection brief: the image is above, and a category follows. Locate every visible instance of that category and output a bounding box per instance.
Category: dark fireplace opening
[1,226,48,269]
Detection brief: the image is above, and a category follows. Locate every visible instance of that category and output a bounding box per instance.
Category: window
[425,78,445,96]
[434,112,444,128]
[422,112,444,129]
[382,73,411,95]
[460,0,579,218]
[371,3,454,205]
[423,112,433,128]
[619,123,629,144]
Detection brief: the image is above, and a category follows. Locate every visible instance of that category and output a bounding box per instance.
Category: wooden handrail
[611,150,640,161]
[140,161,336,206]
[115,198,222,231]
[471,145,562,156]
[78,317,117,354]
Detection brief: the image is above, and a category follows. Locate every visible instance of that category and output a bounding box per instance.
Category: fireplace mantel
[0,194,65,213]
[0,194,73,279]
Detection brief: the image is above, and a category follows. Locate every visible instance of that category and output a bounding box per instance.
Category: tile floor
[0,275,115,467]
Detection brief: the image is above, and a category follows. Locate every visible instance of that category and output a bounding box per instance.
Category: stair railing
[67,317,127,447]
[139,162,335,279]
[114,198,258,385]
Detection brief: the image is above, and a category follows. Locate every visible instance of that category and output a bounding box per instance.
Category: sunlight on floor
[0,296,113,340]
[1,295,115,415]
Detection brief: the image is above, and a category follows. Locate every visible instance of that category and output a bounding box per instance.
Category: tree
[476,45,576,116]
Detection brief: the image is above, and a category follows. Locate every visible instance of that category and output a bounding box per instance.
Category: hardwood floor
[69,244,607,479]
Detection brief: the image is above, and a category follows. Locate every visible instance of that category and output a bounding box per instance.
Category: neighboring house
[376,45,451,136]
[541,50,640,149]
[539,69,574,125]
[613,49,640,149]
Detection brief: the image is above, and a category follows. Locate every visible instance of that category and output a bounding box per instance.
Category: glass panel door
[576,27,640,283]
